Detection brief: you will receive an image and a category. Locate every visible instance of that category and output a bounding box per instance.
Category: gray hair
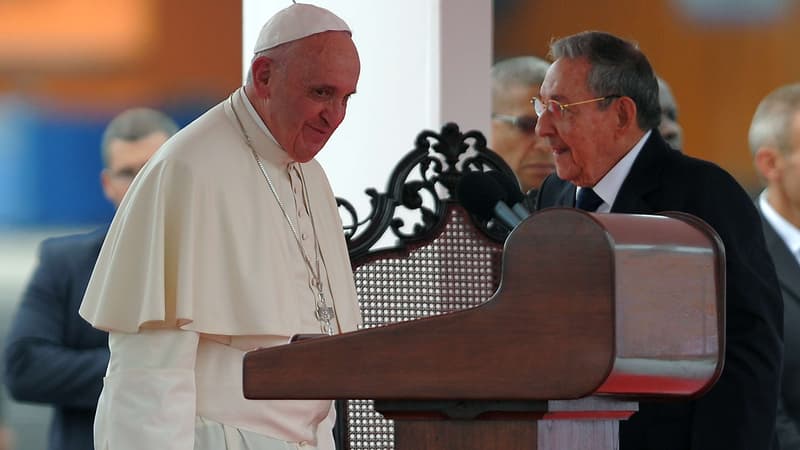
[549,31,661,130]
[491,56,550,109]
[246,38,310,86]
[656,76,678,116]
[748,83,800,156]
[101,108,179,167]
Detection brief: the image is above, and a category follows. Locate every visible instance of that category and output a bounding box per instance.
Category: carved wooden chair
[335,122,516,450]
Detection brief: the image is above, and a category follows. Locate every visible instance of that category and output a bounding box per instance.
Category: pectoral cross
[314,288,335,335]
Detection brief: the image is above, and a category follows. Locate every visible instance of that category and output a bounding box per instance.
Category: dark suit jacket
[537,130,783,450]
[758,203,800,450]
[4,227,109,450]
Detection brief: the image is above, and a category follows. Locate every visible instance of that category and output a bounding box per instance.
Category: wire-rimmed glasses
[531,95,620,118]
[491,114,538,134]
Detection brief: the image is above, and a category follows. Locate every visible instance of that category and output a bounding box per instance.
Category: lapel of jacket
[758,202,800,302]
[554,182,578,208]
[610,131,667,215]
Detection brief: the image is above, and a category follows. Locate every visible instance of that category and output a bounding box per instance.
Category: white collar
[240,87,280,148]
[759,190,800,258]
[576,129,651,213]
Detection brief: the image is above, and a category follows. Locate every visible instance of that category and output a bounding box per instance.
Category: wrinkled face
[490,83,555,193]
[101,132,168,206]
[773,113,800,214]
[658,81,683,151]
[535,57,621,187]
[253,31,360,162]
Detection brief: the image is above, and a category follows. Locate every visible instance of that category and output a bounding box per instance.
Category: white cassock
[80,87,362,450]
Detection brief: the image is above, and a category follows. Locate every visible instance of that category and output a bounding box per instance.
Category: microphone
[486,170,531,220]
[456,171,523,229]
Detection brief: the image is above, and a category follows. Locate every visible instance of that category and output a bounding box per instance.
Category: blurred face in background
[658,78,683,151]
[491,83,555,193]
[758,111,800,224]
[101,132,168,207]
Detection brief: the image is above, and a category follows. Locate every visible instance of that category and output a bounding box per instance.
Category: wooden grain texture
[383,397,637,450]
[243,208,723,401]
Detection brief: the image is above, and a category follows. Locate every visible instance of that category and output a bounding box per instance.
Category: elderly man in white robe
[79,4,362,450]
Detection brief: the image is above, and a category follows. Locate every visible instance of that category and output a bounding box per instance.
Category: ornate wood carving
[337,122,516,259]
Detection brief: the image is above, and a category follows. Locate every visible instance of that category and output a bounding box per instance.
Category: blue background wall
[0,98,206,228]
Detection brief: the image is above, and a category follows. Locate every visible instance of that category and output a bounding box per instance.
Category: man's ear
[754,147,781,182]
[614,96,638,131]
[250,56,274,97]
[100,169,114,203]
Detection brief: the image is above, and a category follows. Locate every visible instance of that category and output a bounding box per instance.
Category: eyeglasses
[531,95,620,118]
[107,167,140,183]
[491,114,538,134]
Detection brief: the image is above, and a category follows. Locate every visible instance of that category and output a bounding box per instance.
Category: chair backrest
[336,123,515,450]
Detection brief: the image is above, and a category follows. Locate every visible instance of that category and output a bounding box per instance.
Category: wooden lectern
[243,208,724,450]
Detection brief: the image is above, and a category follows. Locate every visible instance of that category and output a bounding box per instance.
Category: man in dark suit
[3,108,178,450]
[533,31,783,450]
[748,83,800,450]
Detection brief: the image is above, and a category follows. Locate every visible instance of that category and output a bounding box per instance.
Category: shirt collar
[759,190,800,258]
[240,88,280,148]
[236,87,296,167]
[576,129,652,213]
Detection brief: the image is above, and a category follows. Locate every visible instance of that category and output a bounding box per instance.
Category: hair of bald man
[491,56,550,110]
[101,108,179,167]
[749,83,800,157]
[656,76,679,115]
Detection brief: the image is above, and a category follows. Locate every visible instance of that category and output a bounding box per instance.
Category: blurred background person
[0,404,11,450]
[3,108,178,450]
[749,83,800,450]
[490,56,555,205]
[657,76,683,151]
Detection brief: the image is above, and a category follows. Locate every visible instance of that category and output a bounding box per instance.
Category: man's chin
[553,165,569,180]
[291,145,324,163]
[298,134,330,157]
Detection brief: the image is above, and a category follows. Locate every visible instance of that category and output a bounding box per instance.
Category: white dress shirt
[576,130,652,212]
[760,190,800,265]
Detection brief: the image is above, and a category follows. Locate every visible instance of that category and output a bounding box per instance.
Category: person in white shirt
[749,83,800,450]
[79,4,362,449]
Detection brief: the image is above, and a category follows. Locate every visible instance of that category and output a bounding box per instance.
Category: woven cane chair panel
[346,206,503,450]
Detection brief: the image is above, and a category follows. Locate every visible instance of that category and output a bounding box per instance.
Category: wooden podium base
[377,397,638,450]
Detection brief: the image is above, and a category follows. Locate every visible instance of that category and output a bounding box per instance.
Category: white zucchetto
[254,2,351,53]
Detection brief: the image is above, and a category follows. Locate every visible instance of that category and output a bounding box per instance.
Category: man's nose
[535,111,554,137]
[322,100,346,128]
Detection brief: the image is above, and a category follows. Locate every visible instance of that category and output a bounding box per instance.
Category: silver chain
[229,95,336,335]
